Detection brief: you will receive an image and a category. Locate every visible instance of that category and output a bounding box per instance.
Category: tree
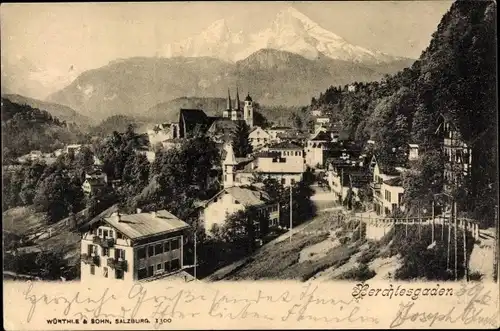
[231,121,253,157]
[33,172,71,222]
[214,206,269,254]
[19,161,47,205]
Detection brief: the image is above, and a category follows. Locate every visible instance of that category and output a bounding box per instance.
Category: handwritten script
[21,282,378,328]
[389,283,498,328]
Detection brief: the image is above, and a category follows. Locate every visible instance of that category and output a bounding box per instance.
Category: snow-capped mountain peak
[162,7,405,64]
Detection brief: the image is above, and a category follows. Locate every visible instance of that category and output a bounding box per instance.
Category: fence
[345,214,480,241]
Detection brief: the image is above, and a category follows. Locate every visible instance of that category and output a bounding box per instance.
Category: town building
[80,209,190,283]
[147,88,255,146]
[82,169,108,196]
[267,126,293,140]
[327,159,370,205]
[369,155,405,216]
[222,142,305,188]
[314,116,331,133]
[408,143,420,161]
[248,126,271,149]
[197,186,280,236]
[438,115,472,195]
[305,131,332,168]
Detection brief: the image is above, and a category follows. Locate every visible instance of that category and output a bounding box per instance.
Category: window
[109,230,114,238]
[137,247,146,260]
[291,179,296,185]
[171,259,180,271]
[164,261,170,272]
[117,232,124,240]
[148,245,154,257]
[138,268,147,279]
[115,269,124,280]
[103,230,109,238]
[87,244,95,255]
[281,178,286,185]
[90,265,95,275]
[148,266,154,277]
[164,241,170,252]
[156,263,162,272]
[171,238,180,250]
[98,229,103,236]
[103,267,108,278]
[102,247,109,257]
[115,248,125,260]
[155,243,163,255]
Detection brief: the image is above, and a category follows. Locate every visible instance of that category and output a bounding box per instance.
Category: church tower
[223,143,237,188]
[244,93,254,128]
[223,89,232,118]
[232,87,242,121]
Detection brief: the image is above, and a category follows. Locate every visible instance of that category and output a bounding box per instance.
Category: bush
[357,247,379,264]
[336,264,376,281]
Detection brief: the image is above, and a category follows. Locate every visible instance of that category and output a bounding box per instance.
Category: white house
[305,131,331,168]
[369,156,404,216]
[198,186,280,236]
[223,143,305,188]
[248,126,271,149]
[311,109,322,117]
[267,126,292,140]
[80,209,190,283]
[380,177,405,216]
[408,144,419,161]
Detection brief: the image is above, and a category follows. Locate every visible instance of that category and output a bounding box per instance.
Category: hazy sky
[1,1,453,76]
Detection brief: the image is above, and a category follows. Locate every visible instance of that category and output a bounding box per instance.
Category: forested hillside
[308,1,497,224]
[1,98,88,160]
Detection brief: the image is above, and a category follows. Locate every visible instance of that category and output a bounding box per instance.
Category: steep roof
[245,93,253,102]
[310,131,332,141]
[180,108,210,134]
[201,186,271,208]
[103,210,189,240]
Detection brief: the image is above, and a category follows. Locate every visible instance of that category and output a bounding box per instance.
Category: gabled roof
[201,186,272,208]
[180,109,210,134]
[103,210,189,240]
[310,131,332,141]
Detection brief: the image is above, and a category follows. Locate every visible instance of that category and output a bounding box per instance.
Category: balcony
[81,253,100,266]
[93,236,115,248]
[370,182,381,191]
[106,257,128,272]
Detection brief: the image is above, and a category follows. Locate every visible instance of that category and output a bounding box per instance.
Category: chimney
[116,211,122,222]
[136,208,142,214]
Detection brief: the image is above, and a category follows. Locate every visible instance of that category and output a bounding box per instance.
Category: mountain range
[164,7,409,65]
[12,7,415,121]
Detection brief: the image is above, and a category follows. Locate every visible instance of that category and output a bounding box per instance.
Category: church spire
[236,86,241,111]
[227,88,232,110]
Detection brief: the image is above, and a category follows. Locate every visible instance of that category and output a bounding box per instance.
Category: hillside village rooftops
[200,186,271,208]
[310,131,332,141]
[103,210,189,240]
[268,141,303,150]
